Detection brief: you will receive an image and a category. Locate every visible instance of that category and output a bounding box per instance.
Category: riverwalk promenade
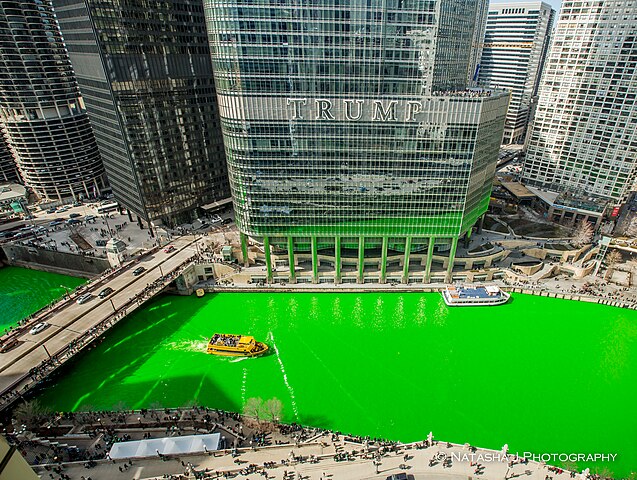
[13,408,584,480]
[0,237,201,412]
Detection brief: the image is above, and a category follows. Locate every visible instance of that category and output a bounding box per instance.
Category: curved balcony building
[0,132,19,183]
[0,0,106,201]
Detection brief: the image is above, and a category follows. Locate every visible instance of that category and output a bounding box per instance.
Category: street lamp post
[59,284,71,299]
[109,298,116,312]
[159,265,164,277]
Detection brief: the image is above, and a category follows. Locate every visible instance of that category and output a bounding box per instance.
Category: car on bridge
[29,322,48,335]
[76,293,93,304]
[98,287,114,298]
[163,245,176,253]
[133,266,146,276]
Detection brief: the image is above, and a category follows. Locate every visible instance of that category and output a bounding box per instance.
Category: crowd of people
[431,88,495,98]
[1,402,602,480]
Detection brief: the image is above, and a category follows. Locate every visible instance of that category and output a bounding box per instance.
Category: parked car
[69,213,81,218]
[29,322,48,335]
[66,219,80,225]
[49,220,63,227]
[46,208,57,214]
[96,239,107,247]
[163,245,176,253]
[133,266,146,276]
[222,218,233,225]
[76,293,93,304]
[211,214,223,224]
[85,215,96,221]
[98,287,114,298]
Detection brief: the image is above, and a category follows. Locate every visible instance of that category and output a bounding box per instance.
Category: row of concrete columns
[243,234,461,285]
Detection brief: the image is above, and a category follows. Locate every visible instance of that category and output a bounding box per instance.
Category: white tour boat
[442,284,510,306]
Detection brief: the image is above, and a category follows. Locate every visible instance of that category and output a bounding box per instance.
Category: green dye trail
[36,293,637,476]
[0,266,85,330]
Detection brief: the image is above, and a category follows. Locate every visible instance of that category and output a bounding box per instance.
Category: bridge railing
[0,256,198,412]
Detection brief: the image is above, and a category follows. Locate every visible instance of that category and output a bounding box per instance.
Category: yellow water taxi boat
[196,288,205,297]
[207,334,268,357]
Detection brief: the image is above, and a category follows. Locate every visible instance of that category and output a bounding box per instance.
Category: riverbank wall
[1,245,109,278]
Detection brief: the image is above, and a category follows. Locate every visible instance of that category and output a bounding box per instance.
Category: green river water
[0,266,85,330]
[33,292,637,476]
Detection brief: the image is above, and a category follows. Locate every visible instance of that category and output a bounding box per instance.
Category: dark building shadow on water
[27,294,226,408]
[32,373,239,414]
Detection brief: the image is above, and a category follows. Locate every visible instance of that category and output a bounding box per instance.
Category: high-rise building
[0,0,106,202]
[0,132,19,183]
[478,1,555,144]
[53,0,231,226]
[522,0,637,223]
[204,0,508,284]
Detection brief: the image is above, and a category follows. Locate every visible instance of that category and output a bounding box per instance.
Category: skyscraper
[0,0,106,202]
[0,132,19,183]
[478,2,554,145]
[204,0,508,284]
[522,0,637,219]
[53,0,230,226]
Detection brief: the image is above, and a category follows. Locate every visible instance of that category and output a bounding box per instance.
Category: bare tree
[243,397,264,423]
[14,400,49,429]
[263,397,283,423]
[604,249,623,280]
[571,221,594,246]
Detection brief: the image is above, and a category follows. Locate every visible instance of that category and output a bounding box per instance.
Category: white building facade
[522,0,637,211]
[478,1,555,144]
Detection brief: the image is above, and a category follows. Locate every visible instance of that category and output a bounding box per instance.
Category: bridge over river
[0,236,203,412]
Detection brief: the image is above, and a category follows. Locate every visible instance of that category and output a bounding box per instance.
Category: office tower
[0,133,19,183]
[522,0,637,223]
[53,0,230,226]
[0,0,106,202]
[478,1,555,144]
[204,0,508,284]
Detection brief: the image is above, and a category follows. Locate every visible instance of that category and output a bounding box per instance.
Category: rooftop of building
[501,181,536,200]
[525,186,608,215]
[0,183,27,205]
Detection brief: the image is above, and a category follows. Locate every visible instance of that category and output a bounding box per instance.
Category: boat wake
[268,331,300,421]
[165,339,208,353]
[230,357,248,363]
[241,367,248,404]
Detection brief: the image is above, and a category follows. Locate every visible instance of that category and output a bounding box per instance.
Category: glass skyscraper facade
[53,0,230,226]
[0,0,106,202]
[204,0,508,283]
[523,0,637,210]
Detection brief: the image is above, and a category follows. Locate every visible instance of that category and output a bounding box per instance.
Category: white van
[76,293,93,305]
